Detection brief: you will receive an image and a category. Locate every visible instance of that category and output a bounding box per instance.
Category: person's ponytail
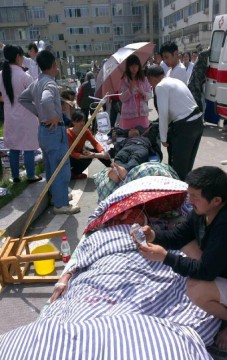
[2,44,24,105]
[2,60,14,104]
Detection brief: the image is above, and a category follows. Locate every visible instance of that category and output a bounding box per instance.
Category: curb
[0,167,89,241]
[0,177,49,239]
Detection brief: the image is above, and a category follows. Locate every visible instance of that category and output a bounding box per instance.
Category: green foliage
[0,161,44,209]
[0,121,3,137]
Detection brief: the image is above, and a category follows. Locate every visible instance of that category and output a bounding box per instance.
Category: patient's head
[108,207,147,226]
[128,128,140,138]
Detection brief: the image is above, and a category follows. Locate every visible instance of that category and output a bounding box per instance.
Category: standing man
[22,42,39,80]
[19,50,80,215]
[146,65,203,180]
[160,41,187,84]
[188,47,210,113]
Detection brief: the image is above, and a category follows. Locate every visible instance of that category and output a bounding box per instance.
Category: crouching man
[132,166,227,351]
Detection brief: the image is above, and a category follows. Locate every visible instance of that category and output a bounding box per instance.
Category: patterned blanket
[94,162,179,202]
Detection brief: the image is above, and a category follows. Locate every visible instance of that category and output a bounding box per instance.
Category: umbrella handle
[89,93,122,101]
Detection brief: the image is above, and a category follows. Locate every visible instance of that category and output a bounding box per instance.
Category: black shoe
[27,175,42,183]
[13,177,21,183]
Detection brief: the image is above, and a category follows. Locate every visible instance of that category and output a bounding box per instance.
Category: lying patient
[0,200,220,360]
[95,128,155,184]
[51,207,146,302]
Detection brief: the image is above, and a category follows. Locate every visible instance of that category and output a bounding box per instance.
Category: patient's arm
[50,271,75,303]
[108,163,128,183]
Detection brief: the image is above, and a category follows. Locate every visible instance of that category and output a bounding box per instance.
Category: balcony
[0,0,25,6]
[132,0,149,4]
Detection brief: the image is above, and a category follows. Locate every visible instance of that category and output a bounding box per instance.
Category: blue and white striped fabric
[0,225,219,360]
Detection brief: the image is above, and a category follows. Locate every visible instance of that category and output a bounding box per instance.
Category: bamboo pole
[18,96,107,248]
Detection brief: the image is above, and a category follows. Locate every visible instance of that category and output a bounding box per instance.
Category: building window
[64,7,88,18]
[56,50,66,58]
[18,28,26,40]
[93,42,113,52]
[0,7,27,22]
[67,27,90,35]
[113,25,124,36]
[92,5,109,17]
[93,25,110,34]
[0,31,5,41]
[28,27,40,40]
[68,43,92,52]
[164,0,173,6]
[51,34,64,40]
[132,6,141,16]
[27,7,45,20]
[132,23,142,34]
[49,15,61,23]
[114,41,124,51]
[112,4,123,16]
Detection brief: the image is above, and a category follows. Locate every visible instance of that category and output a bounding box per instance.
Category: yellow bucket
[31,244,56,275]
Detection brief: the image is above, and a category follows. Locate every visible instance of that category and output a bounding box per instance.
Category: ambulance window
[210,31,225,63]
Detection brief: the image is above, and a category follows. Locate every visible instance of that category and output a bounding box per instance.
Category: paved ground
[0,100,227,359]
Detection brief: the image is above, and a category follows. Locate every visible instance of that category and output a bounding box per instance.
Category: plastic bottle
[130,223,146,245]
[61,236,71,263]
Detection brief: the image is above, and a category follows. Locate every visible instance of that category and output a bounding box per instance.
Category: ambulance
[205,14,227,124]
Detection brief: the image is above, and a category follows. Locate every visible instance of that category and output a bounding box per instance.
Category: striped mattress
[0,224,220,360]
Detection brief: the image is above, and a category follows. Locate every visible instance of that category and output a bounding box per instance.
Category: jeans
[9,149,35,179]
[38,125,71,208]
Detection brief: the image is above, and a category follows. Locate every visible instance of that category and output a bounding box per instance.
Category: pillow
[94,162,179,203]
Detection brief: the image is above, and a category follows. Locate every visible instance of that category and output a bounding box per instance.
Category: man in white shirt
[146,65,204,180]
[22,43,39,80]
[160,41,188,85]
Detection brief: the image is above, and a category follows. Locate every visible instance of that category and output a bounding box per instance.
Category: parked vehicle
[205,14,227,124]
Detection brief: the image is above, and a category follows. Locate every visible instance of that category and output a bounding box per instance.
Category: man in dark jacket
[133,166,227,351]
[77,71,96,131]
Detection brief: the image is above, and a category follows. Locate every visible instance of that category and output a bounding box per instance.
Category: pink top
[119,77,152,129]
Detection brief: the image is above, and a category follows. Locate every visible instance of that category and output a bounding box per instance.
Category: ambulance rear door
[206,15,227,119]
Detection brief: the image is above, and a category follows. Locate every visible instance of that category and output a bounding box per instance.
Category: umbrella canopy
[95,42,155,98]
[84,176,187,233]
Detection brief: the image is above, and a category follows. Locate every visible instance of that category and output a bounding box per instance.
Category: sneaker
[221,160,227,165]
[53,205,80,215]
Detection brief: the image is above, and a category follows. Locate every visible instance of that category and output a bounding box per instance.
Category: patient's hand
[138,243,167,262]
[50,273,71,303]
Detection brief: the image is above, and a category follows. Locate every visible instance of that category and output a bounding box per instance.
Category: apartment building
[0,0,158,76]
[159,0,227,52]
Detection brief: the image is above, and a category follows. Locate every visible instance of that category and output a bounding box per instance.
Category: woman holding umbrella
[119,54,152,130]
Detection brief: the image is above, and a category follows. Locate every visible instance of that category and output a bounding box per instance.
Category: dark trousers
[115,144,149,171]
[167,116,204,180]
[110,100,121,128]
[81,107,97,133]
[70,149,111,175]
